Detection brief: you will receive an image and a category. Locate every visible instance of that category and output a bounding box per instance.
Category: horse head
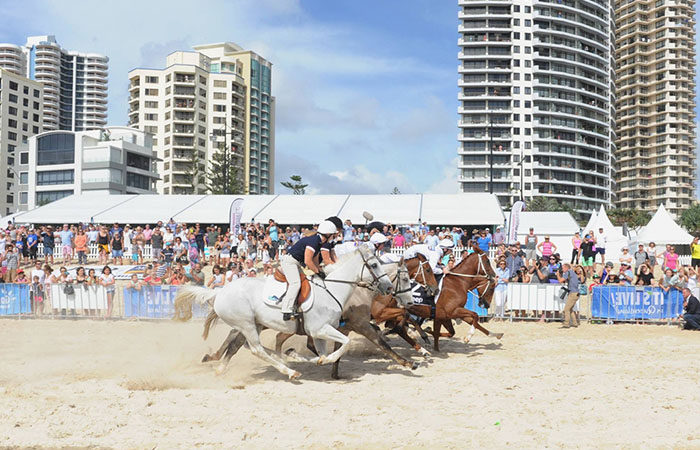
[392,258,414,307]
[358,245,393,295]
[470,247,496,309]
[406,254,439,296]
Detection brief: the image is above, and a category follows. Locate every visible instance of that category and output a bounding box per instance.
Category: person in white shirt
[425,229,440,251]
[31,260,46,284]
[163,229,174,246]
[595,227,607,264]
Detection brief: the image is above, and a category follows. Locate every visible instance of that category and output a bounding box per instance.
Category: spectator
[190,263,205,286]
[647,241,661,270]
[633,244,649,274]
[100,266,116,317]
[492,226,505,246]
[97,226,110,265]
[635,264,653,286]
[476,229,491,253]
[556,262,580,328]
[143,268,162,286]
[680,287,700,330]
[151,227,164,262]
[110,233,124,265]
[660,268,683,293]
[87,225,98,245]
[595,227,607,264]
[74,229,88,265]
[15,269,29,284]
[537,236,557,259]
[619,248,633,268]
[524,227,538,264]
[173,237,187,264]
[619,262,634,286]
[664,245,679,272]
[580,234,596,277]
[425,229,439,250]
[3,245,19,282]
[505,245,524,278]
[691,236,700,269]
[27,228,39,261]
[493,258,510,320]
[571,232,582,264]
[30,275,44,316]
[57,224,74,265]
[207,265,225,289]
[127,274,142,291]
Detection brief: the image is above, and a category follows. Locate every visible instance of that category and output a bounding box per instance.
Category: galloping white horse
[176,246,395,380]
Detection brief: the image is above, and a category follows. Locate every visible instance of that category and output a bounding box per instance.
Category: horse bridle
[443,252,494,298]
[319,250,391,292]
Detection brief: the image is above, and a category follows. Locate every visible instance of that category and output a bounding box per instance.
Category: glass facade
[37,133,75,165]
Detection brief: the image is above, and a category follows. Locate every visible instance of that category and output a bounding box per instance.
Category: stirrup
[283,312,300,321]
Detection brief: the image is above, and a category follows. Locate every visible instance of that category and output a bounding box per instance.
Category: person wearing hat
[404,237,450,275]
[619,262,634,286]
[600,261,614,284]
[320,216,344,264]
[524,227,538,265]
[280,220,337,321]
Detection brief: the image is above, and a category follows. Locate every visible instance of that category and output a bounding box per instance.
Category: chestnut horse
[403,247,503,352]
[202,254,439,378]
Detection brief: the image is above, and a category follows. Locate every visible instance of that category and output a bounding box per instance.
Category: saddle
[274,268,311,306]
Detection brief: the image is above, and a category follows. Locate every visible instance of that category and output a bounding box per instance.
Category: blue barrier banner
[465,291,488,317]
[591,286,684,320]
[123,285,209,319]
[0,284,31,315]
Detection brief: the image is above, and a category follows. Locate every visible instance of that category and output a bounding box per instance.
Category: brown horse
[400,248,503,352]
[201,255,439,378]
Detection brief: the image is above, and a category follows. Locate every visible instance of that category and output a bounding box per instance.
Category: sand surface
[0,319,698,448]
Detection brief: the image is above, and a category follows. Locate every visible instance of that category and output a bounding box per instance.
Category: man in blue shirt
[279,220,337,320]
[27,229,39,261]
[41,226,55,264]
[476,229,492,253]
[342,219,354,242]
[57,224,74,265]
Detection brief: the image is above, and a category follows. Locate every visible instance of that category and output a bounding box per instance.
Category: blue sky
[0,0,461,194]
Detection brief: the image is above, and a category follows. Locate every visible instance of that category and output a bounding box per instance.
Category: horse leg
[237,325,301,380]
[330,325,351,380]
[309,324,351,365]
[347,317,419,370]
[394,323,431,358]
[274,332,295,354]
[215,331,248,375]
[406,317,431,345]
[203,328,239,363]
[432,319,443,352]
[442,320,456,337]
[455,308,504,341]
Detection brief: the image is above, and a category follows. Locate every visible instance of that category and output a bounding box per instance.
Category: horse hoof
[201,355,211,363]
[317,356,326,365]
[288,371,302,380]
[410,361,419,371]
[464,337,471,344]
[494,333,504,340]
[418,348,431,358]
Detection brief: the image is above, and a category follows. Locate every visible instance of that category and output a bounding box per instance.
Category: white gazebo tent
[636,204,693,245]
[583,209,598,235]
[516,211,580,260]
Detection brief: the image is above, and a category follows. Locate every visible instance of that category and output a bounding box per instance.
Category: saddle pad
[411,281,435,306]
[262,276,314,312]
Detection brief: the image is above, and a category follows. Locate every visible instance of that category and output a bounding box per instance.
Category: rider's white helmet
[438,238,455,249]
[369,232,389,245]
[317,220,337,235]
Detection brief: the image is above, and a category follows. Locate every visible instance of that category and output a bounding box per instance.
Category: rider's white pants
[280,254,302,313]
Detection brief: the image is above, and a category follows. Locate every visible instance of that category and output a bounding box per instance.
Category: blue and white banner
[229,197,244,237]
[0,284,31,315]
[465,291,488,317]
[123,286,209,319]
[507,200,525,245]
[591,286,684,320]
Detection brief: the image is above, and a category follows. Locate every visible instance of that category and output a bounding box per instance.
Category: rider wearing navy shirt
[280,220,337,320]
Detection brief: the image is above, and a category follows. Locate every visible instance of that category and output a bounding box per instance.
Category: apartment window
[33,126,39,134]
[213,92,226,100]
[213,104,226,112]
[36,190,73,205]
[37,133,75,165]
[8,132,17,140]
[146,76,159,83]
[514,19,520,25]
[19,172,28,184]
[33,89,40,98]
[513,5,520,11]
[33,101,39,109]
[524,19,531,26]
[9,81,18,91]
[19,192,27,205]
[37,170,75,185]
[8,106,17,116]
[9,94,18,103]
[513,46,520,53]
[213,80,227,88]
[525,6,531,12]
[20,152,28,164]
[525,33,531,40]
[145,101,158,108]
[23,86,29,94]
[145,113,158,121]
[23,98,28,106]
[8,119,17,129]
[145,88,158,96]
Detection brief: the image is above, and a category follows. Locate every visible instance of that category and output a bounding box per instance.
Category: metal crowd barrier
[0,283,208,320]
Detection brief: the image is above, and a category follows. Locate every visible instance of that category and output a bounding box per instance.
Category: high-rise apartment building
[128,42,274,195]
[614,0,696,217]
[457,0,615,214]
[0,35,108,132]
[0,68,44,215]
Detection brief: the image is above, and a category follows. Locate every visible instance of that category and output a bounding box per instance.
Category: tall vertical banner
[229,197,244,236]
[507,200,525,244]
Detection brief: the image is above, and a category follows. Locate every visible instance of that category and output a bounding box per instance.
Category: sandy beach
[0,319,698,448]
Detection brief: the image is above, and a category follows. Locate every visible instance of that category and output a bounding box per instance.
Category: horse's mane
[452,248,488,272]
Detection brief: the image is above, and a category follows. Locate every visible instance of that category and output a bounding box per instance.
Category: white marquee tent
[3,192,505,227]
[516,211,580,259]
[636,204,693,245]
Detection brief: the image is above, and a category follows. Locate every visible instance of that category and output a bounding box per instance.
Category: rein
[443,252,494,298]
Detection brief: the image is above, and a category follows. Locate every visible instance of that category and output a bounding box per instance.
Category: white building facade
[457,0,615,214]
[0,67,44,216]
[0,35,108,132]
[18,127,159,210]
[128,42,274,195]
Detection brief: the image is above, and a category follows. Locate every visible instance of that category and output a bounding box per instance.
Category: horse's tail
[202,309,219,340]
[173,285,216,322]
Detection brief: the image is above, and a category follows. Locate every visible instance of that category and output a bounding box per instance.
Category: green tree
[206,144,244,194]
[281,175,308,195]
[185,151,205,194]
[680,204,700,234]
[607,208,650,231]
[390,186,401,195]
[526,196,578,220]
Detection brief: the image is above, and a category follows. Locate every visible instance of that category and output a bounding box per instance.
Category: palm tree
[280,175,308,195]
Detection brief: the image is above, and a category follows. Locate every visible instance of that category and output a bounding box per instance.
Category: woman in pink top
[664,246,679,271]
[393,232,405,248]
[571,232,582,264]
[537,236,557,258]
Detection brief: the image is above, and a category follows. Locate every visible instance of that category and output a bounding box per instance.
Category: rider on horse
[321,216,343,265]
[280,220,337,321]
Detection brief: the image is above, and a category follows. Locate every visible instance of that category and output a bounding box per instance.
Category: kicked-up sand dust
[0,319,698,448]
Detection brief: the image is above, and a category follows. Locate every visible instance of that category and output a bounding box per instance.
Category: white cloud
[427,157,460,194]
